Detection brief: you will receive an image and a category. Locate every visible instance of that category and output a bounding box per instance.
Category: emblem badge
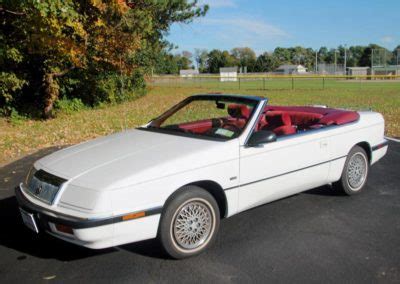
[35,185,43,195]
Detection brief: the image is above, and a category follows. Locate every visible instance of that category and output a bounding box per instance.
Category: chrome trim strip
[224,155,347,191]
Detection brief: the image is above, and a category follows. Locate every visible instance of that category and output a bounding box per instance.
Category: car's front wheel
[158,186,220,259]
[333,145,369,195]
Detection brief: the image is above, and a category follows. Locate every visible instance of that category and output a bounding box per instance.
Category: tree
[231,47,256,72]
[254,52,279,72]
[175,52,192,70]
[194,48,208,72]
[1,0,209,117]
[273,47,291,64]
[359,44,390,67]
[206,49,237,73]
[318,47,329,63]
[393,45,400,65]
[153,50,179,74]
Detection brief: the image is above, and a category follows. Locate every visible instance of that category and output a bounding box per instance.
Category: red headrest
[228,104,250,119]
[265,111,291,126]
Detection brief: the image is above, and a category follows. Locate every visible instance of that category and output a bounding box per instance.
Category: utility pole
[371,49,374,69]
[315,51,318,74]
[334,50,337,74]
[344,44,347,75]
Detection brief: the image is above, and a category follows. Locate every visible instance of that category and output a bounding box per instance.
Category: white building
[275,64,307,75]
[347,67,370,76]
[179,69,199,77]
[220,67,238,82]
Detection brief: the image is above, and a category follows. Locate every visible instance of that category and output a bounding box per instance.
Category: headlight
[25,168,66,205]
[25,166,37,186]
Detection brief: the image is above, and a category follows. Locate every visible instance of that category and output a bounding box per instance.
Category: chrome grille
[27,170,66,204]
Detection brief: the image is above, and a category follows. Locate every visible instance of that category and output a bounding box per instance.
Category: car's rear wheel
[333,145,369,195]
[158,186,220,259]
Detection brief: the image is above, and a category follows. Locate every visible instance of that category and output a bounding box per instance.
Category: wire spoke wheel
[160,186,220,258]
[347,152,367,190]
[172,200,213,250]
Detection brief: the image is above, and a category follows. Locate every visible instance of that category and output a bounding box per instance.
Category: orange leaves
[91,0,107,12]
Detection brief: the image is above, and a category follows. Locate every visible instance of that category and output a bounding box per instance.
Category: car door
[237,108,331,213]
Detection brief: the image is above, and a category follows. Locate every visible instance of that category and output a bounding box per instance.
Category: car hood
[36,129,235,190]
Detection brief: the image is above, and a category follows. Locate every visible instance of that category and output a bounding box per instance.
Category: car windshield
[145,96,259,140]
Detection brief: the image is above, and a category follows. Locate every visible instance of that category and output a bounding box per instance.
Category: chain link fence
[149,74,400,91]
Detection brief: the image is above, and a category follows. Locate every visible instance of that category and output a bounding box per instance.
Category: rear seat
[260,105,359,136]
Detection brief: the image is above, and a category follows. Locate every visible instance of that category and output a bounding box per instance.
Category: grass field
[1,79,399,165]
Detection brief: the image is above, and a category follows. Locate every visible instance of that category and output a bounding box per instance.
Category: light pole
[371,48,374,72]
[344,44,347,75]
[334,49,338,75]
[315,51,318,74]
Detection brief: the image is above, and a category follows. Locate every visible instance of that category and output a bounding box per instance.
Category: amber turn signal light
[122,211,145,221]
[55,224,74,235]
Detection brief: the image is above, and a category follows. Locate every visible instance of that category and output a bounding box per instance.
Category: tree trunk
[42,73,60,118]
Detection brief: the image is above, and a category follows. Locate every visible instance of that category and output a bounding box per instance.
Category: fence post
[322,77,325,89]
[263,77,266,90]
[291,77,294,90]
[238,77,241,89]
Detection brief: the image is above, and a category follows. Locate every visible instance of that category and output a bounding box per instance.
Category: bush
[8,108,27,126]
[77,71,147,106]
[55,97,86,114]
[1,68,147,118]
[0,72,27,116]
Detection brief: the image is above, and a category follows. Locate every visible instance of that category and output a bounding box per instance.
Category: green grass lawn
[1,79,399,165]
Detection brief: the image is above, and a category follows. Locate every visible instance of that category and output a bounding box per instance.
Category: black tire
[158,186,220,259]
[333,145,369,195]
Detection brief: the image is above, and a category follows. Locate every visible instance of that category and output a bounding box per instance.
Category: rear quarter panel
[326,111,385,183]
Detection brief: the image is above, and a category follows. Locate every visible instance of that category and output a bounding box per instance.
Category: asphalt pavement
[0,141,399,283]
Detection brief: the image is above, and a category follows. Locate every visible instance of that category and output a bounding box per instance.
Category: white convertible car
[16,94,388,258]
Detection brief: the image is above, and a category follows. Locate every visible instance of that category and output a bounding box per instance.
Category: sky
[166,0,400,55]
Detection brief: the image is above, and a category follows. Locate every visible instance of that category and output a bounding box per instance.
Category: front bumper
[15,185,162,249]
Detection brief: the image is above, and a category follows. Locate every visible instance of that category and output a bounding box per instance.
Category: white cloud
[198,0,237,8]
[201,18,288,39]
[381,36,394,43]
[169,14,289,53]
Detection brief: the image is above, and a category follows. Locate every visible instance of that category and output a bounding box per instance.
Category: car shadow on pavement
[303,185,345,196]
[120,239,169,259]
[0,147,118,262]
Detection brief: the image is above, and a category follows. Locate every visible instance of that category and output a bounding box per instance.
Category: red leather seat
[262,111,296,136]
[226,104,250,129]
[227,104,250,119]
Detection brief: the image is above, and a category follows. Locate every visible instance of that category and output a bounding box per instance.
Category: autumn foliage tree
[0,0,208,117]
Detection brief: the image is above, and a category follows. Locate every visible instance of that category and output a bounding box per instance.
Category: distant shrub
[8,108,27,126]
[0,72,27,116]
[78,71,147,106]
[55,97,86,114]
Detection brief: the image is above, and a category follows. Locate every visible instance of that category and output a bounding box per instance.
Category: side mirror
[247,130,277,147]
